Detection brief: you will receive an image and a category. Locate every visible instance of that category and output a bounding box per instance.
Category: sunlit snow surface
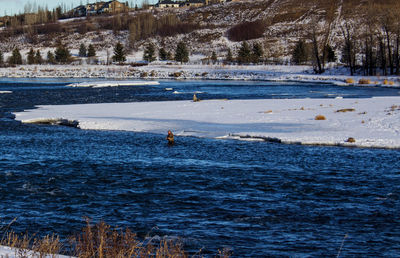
[0,245,73,258]
[67,80,160,88]
[15,97,400,148]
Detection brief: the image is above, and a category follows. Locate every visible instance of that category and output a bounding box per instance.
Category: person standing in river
[167,130,174,144]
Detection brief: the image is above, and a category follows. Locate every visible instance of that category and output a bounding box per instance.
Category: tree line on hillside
[1,43,98,66]
[138,40,265,65]
[0,39,270,67]
[2,1,400,76]
[0,41,188,66]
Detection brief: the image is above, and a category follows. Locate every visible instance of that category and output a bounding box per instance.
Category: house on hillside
[84,1,128,15]
[86,2,105,15]
[182,0,205,8]
[155,0,229,9]
[98,0,129,14]
[156,0,181,8]
[73,5,87,17]
[205,0,226,4]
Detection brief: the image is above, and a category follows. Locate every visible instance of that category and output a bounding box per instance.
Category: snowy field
[14,97,400,149]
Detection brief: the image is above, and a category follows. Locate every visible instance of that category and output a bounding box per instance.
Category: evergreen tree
[211,51,217,64]
[113,42,126,63]
[8,48,22,65]
[251,42,264,63]
[167,51,173,61]
[159,47,168,61]
[79,43,87,57]
[175,41,189,63]
[225,48,233,64]
[27,48,35,65]
[292,40,309,65]
[55,45,71,63]
[325,44,336,63]
[237,41,251,64]
[35,50,43,64]
[143,43,156,63]
[87,44,96,57]
[0,51,3,65]
[47,51,55,64]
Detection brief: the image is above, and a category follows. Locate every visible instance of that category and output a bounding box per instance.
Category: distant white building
[205,0,226,4]
[182,0,205,8]
[84,1,128,15]
[155,0,230,9]
[156,0,181,8]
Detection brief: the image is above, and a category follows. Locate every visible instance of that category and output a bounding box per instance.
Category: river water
[0,79,400,257]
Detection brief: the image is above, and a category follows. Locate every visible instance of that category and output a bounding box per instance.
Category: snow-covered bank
[67,80,160,88]
[0,245,73,258]
[14,97,400,149]
[1,64,400,87]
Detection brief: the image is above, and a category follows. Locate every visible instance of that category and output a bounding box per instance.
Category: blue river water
[0,79,400,257]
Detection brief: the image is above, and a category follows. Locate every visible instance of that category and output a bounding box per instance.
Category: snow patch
[67,80,160,88]
[14,97,400,149]
[0,245,73,258]
[24,118,79,128]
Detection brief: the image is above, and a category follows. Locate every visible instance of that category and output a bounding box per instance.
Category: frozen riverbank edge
[14,97,400,149]
[0,245,73,258]
[1,64,400,88]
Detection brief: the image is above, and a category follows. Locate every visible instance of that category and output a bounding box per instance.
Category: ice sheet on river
[14,97,400,148]
[67,80,159,88]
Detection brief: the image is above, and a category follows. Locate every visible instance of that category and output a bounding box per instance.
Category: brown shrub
[97,17,114,30]
[346,137,356,143]
[358,79,371,84]
[158,23,200,37]
[171,72,182,77]
[335,108,355,113]
[227,20,265,42]
[345,78,355,84]
[77,22,96,34]
[1,220,231,257]
[35,23,63,34]
[384,80,395,86]
[1,232,61,257]
[315,115,326,120]
[70,220,189,258]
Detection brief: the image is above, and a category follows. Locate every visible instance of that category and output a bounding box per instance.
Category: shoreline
[0,64,399,88]
[5,64,400,150]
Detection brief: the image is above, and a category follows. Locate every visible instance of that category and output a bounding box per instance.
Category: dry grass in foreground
[1,219,232,258]
[1,232,61,257]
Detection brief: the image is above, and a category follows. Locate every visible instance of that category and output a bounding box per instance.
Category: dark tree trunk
[379,38,387,75]
[385,27,394,75]
[395,34,400,75]
[312,30,324,74]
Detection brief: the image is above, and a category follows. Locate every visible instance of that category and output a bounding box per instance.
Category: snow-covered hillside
[0,0,371,64]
